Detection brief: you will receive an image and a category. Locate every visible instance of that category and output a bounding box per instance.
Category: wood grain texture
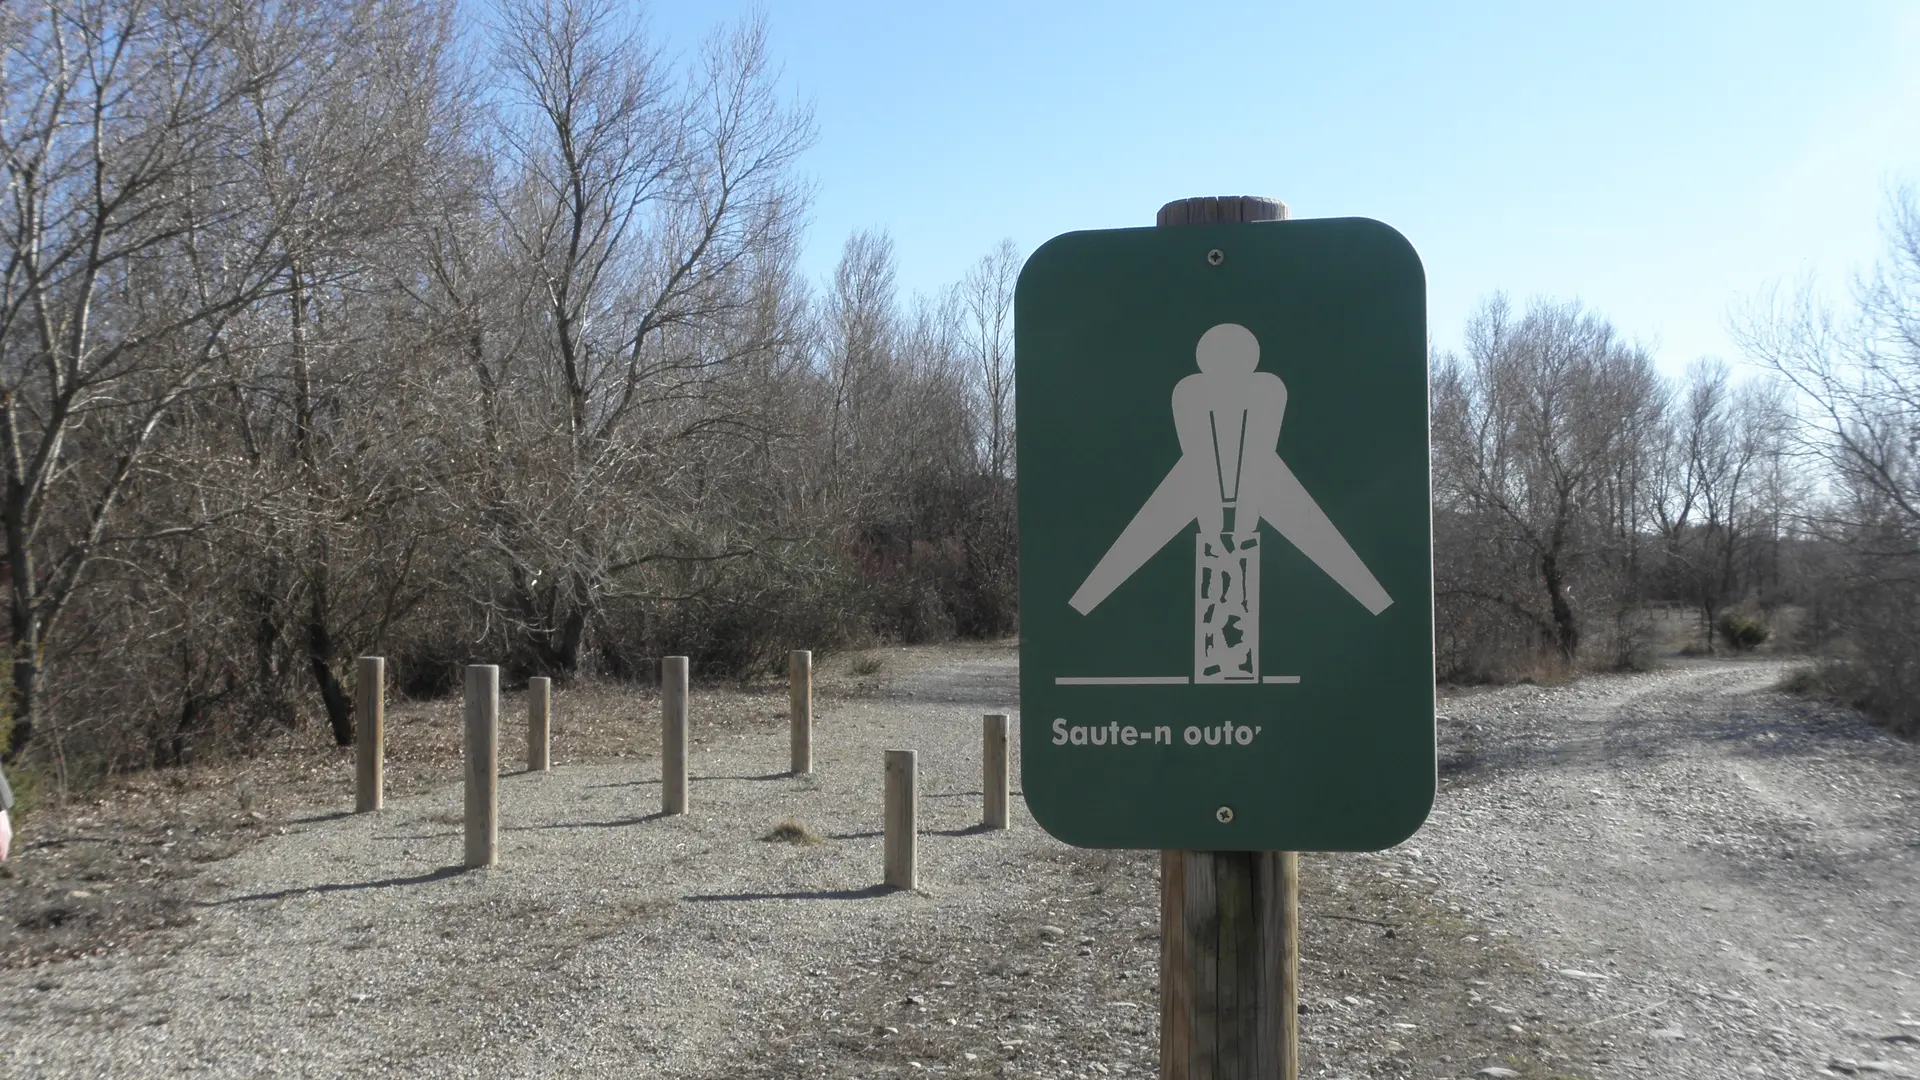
[662,656,689,815]
[463,664,499,869]
[354,657,384,813]
[1157,193,1298,1080]
[1161,851,1192,1075]
[527,676,551,772]
[982,713,1009,829]
[884,749,917,889]
[789,650,812,775]
[1163,851,1297,1079]
[1155,195,1290,227]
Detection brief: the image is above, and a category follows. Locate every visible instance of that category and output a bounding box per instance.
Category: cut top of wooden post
[1155,195,1290,226]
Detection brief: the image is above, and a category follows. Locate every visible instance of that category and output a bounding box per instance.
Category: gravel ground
[1,650,1916,1080]
[1422,658,1920,1080]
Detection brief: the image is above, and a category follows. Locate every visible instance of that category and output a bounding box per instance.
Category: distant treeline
[4,0,1916,785]
[0,0,1015,777]
[1433,187,1920,740]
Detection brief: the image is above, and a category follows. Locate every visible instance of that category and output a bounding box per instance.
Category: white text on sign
[1052,719,1265,747]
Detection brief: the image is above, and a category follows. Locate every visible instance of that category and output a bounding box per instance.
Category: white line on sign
[1053,676,1304,686]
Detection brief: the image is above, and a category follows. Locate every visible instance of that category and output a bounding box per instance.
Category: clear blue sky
[637,0,1920,375]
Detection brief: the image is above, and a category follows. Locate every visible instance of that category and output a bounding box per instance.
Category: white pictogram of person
[1068,322,1392,623]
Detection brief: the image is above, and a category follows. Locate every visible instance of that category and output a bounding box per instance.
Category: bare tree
[0,0,303,759]
[0,1,1029,779]
[1736,184,1920,730]
[1651,361,1788,649]
[452,0,814,676]
[958,238,1018,478]
[1432,295,1661,669]
[202,0,468,745]
[821,228,899,492]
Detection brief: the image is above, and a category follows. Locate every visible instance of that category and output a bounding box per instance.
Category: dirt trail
[1,650,1917,1080]
[1430,660,1920,1077]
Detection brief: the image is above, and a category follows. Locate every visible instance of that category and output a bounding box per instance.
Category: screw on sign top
[1156,195,1290,226]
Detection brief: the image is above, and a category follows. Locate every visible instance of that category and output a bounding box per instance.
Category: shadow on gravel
[583,773,790,789]
[826,829,882,840]
[203,864,468,906]
[1707,703,1902,754]
[1437,679,1896,787]
[928,824,994,837]
[512,812,672,831]
[1599,698,1908,769]
[284,810,354,826]
[684,885,896,902]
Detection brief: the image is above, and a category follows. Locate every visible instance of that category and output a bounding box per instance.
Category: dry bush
[0,0,1019,790]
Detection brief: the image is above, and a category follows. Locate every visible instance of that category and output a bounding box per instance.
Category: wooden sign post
[1157,196,1299,1080]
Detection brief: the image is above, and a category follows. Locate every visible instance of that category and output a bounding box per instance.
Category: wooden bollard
[789,650,812,775]
[884,749,917,889]
[662,656,689,815]
[983,713,1009,829]
[464,664,499,868]
[527,676,551,772]
[354,656,384,813]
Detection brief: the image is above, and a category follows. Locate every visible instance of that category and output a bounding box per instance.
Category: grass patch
[1776,666,1826,696]
[565,896,674,942]
[848,654,885,677]
[2,761,49,819]
[761,818,823,845]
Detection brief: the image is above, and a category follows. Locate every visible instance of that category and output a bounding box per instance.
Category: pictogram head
[1196,323,1259,375]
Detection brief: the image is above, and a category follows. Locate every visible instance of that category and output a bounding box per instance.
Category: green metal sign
[1016,218,1434,852]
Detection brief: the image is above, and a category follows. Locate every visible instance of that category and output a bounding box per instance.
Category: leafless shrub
[0,0,1021,781]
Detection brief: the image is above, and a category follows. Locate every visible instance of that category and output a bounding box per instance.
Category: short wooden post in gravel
[1155,194,1301,1080]
[355,656,385,813]
[527,676,551,772]
[883,749,917,889]
[464,664,500,869]
[789,649,812,775]
[662,656,690,815]
[982,713,1010,829]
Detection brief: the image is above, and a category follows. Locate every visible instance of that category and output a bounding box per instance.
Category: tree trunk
[1541,549,1579,664]
[4,501,38,762]
[4,646,36,763]
[306,571,354,747]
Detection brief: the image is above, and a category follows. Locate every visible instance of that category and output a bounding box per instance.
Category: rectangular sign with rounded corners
[1016,217,1435,851]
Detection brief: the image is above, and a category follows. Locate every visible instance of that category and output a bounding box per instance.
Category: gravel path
[3,653,1918,1080]
[0,654,1050,1079]
[1427,659,1920,1079]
